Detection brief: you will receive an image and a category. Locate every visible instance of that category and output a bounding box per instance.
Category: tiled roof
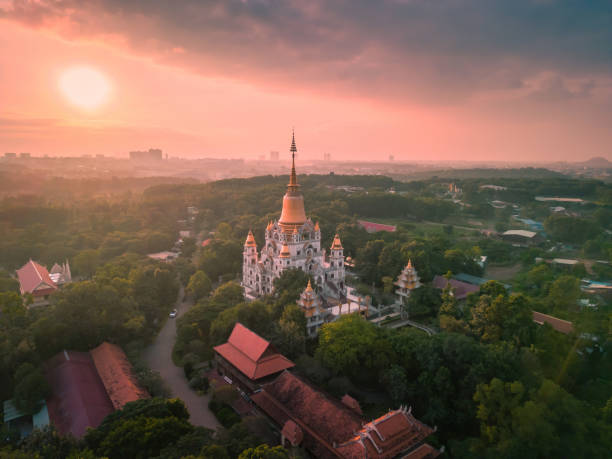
[403,443,441,458]
[282,420,304,446]
[213,323,294,380]
[432,275,479,300]
[252,372,362,458]
[532,311,574,334]
[253,373,440,459]
[44,351,114,438]
[16,260,58,296]
[90,342,149,410]
[336,408,439,459]
[358,220,397,233]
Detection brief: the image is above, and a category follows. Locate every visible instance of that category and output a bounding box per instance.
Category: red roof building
[44,343,149,438]
[358,220,397,233]
[336,406,439,459]
[213,323,295,392]
[432,275,479,301]
[44,351,114,438]
[532,311,574,334]
[16,260,58,300]
[90,342,150,410]
[251,371,440,459]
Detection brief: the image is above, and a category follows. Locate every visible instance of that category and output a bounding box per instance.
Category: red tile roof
[251,371,362,458]
[341,394,362,415]
[44,351,114,438]
[201,238,213,247]
[358,220,397,233]
[282,420,304,446]
[432,275,479,300]
[532,311,574,334]
[336,407,439,459]
[16,260,58,296]
[403,443,441,459]
[253,373,440,459]
[214,323,294,380]
[90,342,149,410]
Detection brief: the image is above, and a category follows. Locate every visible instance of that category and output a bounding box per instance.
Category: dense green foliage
[2,172,612,457]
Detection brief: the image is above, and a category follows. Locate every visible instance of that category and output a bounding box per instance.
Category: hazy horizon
[1,1,611,161]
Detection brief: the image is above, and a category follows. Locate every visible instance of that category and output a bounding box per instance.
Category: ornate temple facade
[242,133,346,300]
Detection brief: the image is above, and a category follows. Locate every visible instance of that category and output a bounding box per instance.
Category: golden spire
[245,230,256,246]
[279,130,307,228]
[305,279,314,293]
[407,259,412,270]
[314,221,320,231]
[289,129,298,190]
[331,234,343,250]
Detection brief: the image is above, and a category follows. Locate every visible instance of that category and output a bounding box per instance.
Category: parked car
[169,309,177,318]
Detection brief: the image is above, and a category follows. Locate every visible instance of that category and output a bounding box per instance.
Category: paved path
[142,286,220,430]
[387,318,437,335]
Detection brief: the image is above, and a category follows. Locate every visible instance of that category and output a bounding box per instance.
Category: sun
[59,66,111,110]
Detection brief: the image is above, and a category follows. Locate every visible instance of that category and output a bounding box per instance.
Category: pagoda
[394,260,421,305]
[297,280,327,337]
[242,131,346,300]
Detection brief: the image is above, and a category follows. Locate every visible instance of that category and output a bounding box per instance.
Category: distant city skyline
[0,1,610,161]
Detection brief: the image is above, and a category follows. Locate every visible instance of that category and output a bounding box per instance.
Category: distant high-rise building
[270,150,279,161]
[129,148,162,161]
[20,152,31,159]
[4,152,16,158]
[323,153,331,161]
[389,154,395,161]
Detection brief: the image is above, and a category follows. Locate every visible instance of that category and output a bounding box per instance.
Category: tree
[12,363,49,415]
[470,378,612,458]
[316,314,394,384]
[546,275,580,314]
[381,364,409,405]
[238,444,289,459]
[439,282,459,318]
[470,294,534,345]
[187,271,212,301]
[405,284,441,318]
[0,270,19,293]
[72,249,100,279]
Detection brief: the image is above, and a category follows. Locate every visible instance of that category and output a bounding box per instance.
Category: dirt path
[142,286,220,430]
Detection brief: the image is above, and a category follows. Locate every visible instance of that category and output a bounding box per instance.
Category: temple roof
[331,234,343,250]
[213,323,294,380]
[17,260,58,296]
[90,342,150,410]
[245,230,257,247]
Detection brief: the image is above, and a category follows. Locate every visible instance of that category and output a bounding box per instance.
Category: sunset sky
[0,1,610,161]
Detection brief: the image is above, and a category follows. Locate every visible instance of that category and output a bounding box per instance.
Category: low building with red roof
[16,260,58,306]
[532,311,574,334]
[432,275,479,301]
[90,342,150,410]
[213,323,295,392]
[251,371,440,459]
[44,343,149,438]
[358,220,397,233]
[44,350,114,438]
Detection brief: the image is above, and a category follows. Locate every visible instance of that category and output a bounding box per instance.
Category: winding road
[142,286,220,430]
